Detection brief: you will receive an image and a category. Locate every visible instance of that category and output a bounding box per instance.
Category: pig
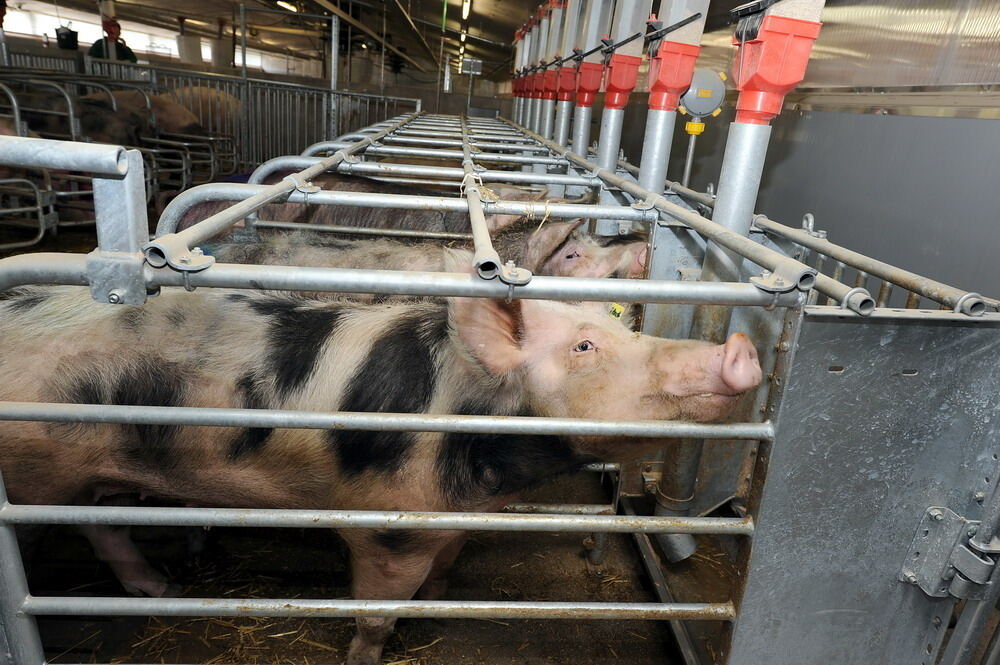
[208,217,648,286]
[15,92,149,146]
[0,272,760,665]
[84,90,203,135]
[158,87,242,133]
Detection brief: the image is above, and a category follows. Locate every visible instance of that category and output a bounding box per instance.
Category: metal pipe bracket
[143,235,216,273]
[85,250,148,306]
[283,173,321,196]
[749,257,816,294]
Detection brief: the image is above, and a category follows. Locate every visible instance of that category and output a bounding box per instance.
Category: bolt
[974,491,986,503]
[932,617,942,627]
[107,291,123,304]
[191,247,204,256]
[778,341,790,352]
[930,509,944,521]
[905,573,918,584]
[968,526,978,537]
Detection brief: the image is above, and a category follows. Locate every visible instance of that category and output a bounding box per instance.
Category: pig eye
[572,340,596,353]
[565,250,581,260]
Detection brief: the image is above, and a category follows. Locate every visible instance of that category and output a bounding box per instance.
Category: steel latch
[900,507,996,600]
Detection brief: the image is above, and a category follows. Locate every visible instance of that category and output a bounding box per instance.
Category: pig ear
[523,220,586,271]
[449,296,526,375]
[446,252,526,375]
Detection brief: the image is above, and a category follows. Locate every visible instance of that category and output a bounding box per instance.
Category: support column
[667,0,825,568]
[592,0,650,236]
[693,2,823,342]
[0,473,46,665]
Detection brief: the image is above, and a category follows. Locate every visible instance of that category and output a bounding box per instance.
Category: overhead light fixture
[460,32,467,43]
[461,0,471,21]
[459,44,465,54]
[276,0,298,11]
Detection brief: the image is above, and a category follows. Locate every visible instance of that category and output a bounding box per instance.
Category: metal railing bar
[255,220,473,241]
[0,401,774,440]
[753,216,985,316]
[0,503,754,535]
[301,141,568,166]
[21,595,738,621]
[0,136,127,175]
[0,251,801,308]
[459,114,507,280]
[144,262,803,307]
[253,155,599,188]
[156,184,656,236]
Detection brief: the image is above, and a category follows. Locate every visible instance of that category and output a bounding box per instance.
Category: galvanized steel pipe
[754,216,985,315]
[0,135,128,175]
[0,401,775,441]
[21,595,737,621]
[156,185,655,236]
[144,262,802,307]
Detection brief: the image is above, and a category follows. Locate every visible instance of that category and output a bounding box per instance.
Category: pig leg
[77,525,180,598]
[345,537,441,665]
[415,533,468,600]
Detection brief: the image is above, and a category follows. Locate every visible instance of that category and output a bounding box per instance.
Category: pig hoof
[122,578,178,598]
[346,636,384,665]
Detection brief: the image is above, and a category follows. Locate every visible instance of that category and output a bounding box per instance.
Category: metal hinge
[900,507,997,600]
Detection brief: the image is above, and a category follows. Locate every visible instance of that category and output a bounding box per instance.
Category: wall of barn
[603,95,1000,298]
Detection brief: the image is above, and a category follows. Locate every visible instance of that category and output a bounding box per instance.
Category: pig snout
[660,332,761,398]
[720,332,762,394]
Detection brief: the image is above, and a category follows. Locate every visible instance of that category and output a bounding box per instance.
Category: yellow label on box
[697,89,713,98]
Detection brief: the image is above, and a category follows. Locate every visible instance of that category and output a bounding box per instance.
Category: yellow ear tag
[608,303,625,320]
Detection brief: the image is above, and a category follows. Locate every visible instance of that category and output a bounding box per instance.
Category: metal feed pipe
[458,114,527,283]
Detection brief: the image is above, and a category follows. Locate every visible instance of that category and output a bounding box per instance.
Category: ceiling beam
[390,0,441,70]
[309,0,428,72]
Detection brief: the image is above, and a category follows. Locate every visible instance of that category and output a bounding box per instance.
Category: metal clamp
[749,256,816,294]
[143,235,216,273]
[499,261,533,287]
[953,292,986,317]
[839,287,875,315]
[282,173,322,200]
[85,250,148,306]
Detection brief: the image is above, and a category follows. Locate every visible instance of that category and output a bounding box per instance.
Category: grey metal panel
[655,108,1000,301]
[727,310,1000,665]
[697,0,1000,88]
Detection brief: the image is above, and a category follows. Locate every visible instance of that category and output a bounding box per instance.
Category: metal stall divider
[0,119,789,665]
[0,21,998,665]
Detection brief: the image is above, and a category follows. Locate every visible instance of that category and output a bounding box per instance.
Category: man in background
[88,18,137,62]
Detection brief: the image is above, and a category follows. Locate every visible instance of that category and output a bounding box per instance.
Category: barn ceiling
[40,0,833,81]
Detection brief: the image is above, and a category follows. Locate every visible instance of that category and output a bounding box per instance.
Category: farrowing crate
[0,108,997,665]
